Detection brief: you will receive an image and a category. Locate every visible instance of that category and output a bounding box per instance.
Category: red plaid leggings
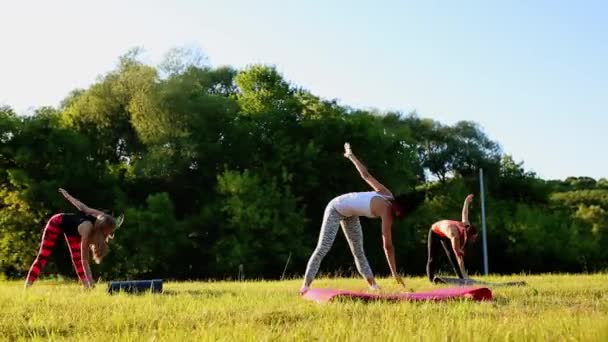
[25,214,88,284]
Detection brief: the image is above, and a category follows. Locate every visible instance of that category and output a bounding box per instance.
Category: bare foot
[369,284,381,291]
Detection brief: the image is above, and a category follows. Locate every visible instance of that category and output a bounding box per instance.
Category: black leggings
[426,229,464,281]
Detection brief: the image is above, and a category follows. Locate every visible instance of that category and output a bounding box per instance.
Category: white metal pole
[480,168,489,275]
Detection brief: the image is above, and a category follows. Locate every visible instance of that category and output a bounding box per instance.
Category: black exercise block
[107,279,163,294]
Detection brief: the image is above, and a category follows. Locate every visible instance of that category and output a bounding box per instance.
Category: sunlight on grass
[1,274,607,341]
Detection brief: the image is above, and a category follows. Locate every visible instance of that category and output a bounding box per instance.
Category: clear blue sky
[1,0,606,180]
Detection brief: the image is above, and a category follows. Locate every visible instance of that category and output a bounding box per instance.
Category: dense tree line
[1,49,606,280]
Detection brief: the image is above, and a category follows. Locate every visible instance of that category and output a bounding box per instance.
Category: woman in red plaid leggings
[24,188,123,289]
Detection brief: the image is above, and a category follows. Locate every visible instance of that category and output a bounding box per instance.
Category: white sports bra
[329,191,393,218]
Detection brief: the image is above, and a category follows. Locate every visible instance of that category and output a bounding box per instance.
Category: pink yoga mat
[302,286,492,303]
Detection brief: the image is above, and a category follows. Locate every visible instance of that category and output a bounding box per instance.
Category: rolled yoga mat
[107,279,163,294]
[302,286,492,303]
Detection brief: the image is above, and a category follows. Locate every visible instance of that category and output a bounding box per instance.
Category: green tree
[101,193,189,278]
[214,170,308,277]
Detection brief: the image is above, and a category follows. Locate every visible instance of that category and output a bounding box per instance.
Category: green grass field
[1,274,607,341]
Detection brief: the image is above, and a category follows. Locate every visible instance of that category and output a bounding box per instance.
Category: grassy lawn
[1,274,607,341]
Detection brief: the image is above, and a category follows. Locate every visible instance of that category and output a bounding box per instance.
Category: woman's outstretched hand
[395,275,407,288]
[395,276,414,293]
[344,142,354,158]
[58,188,69,197]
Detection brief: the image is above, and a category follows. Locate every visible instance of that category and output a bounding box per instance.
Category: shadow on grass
[107,289,236,298]
[162,289,237,298]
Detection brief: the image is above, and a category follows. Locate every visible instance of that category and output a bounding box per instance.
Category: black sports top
[59,211,97,237]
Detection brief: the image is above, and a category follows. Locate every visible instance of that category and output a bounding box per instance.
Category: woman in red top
[426,194,478,282]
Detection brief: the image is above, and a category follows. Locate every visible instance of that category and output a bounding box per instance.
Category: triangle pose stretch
[24,188,123,289]
[426,194,478,282]
[300,143,424,294]
[23,145,479,290]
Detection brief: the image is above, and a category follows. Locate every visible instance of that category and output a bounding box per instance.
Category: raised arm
[343,143,393,196]
[461,194,474,224]
[59,188,104,216]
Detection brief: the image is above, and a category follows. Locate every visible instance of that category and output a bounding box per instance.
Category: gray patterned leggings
[303,204,374,287]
